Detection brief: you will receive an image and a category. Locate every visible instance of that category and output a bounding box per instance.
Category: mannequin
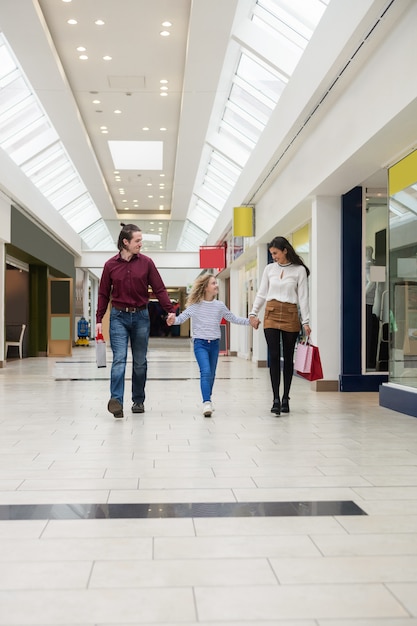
[366,246,377,368]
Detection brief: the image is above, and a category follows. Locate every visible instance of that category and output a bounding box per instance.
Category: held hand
[303,324,311,337]
[166,312,176,326]
[249,316,260,330]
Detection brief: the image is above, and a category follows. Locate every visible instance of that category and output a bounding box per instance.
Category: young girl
[168,273,259,416]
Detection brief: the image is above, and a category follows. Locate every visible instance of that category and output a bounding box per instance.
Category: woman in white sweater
[169,273,259,417]
[249,236,311,416]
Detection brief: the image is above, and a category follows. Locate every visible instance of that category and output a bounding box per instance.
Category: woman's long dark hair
[118,223,141,251]
[268,236,310,277]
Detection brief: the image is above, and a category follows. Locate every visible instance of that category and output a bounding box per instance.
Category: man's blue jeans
[193,338,219,403]
[109,307,150,406]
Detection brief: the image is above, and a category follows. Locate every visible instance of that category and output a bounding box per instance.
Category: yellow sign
[233,206,253,237]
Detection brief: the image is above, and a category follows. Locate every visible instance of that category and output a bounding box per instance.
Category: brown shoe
[108,398,124,418]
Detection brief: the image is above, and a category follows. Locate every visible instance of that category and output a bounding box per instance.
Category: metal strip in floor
[0,500,366,520]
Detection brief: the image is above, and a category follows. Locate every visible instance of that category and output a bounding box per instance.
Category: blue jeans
[193,338,219,403]
[109,307,150,405]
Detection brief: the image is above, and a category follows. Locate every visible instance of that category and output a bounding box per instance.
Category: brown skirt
[263,300,301,332]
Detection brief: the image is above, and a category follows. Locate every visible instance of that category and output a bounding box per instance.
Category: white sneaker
[202,401,212,417]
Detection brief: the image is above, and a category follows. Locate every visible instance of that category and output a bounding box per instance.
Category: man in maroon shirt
[96,224,175,418]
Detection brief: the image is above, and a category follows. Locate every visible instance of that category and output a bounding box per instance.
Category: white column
[251,244,268,367]
[0,192,11,367]
[311,196,341,389]
[0,242,5,366]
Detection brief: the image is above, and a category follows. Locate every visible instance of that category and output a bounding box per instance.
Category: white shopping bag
[96,333,107,368]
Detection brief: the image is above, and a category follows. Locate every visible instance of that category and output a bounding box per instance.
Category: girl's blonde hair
[186,273,215,306]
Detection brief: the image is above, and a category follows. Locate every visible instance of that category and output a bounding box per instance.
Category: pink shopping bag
[294,340,313,373]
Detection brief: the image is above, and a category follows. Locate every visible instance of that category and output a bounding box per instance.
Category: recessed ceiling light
[92,99,100,104]
[147,183,152,187]
[160,86,168,91]
[114,109,121,114]
[62,0,72,3]
[160,92,168,97]
[159,205,164,210]
[159,196,164,199]
[103,55,112,61]
[160,127,167,131]
[101,129,108,134]
[77,46,86,52]
[160,174,165,177]
[160,79,168,84]
[100,126,107,130]
[142,126,149,131]
[148,195,154,198]
[95,19,105,25]
[162,21,172,27]
[160,31,170,37]
[67,19,77,25]
[79,55,88,60]
[122,199,127,203]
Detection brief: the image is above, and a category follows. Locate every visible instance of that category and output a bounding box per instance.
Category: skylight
[0,32,114,251]
[178,0,329,250]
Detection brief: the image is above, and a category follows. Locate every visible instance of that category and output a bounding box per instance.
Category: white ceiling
[2,0,412,261]
[0,0,241,251]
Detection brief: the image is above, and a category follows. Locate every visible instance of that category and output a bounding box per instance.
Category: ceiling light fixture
[160,79,168,84]
[92,99,100,104]
[77,46,86,52]
[95,19,105,26]
[160,127,167,131]
[160,92,168,97]
[103,55,112,61]
[160,31,170,37]
[162,21,172,27]
[79,55,88,60]
[114,109,121,114]
[67,19,77,25]
[142,126,149,131]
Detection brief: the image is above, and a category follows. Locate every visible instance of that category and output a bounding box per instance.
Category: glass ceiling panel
[188,198,219,234]
[209,151,241,182]
[222,103,263,145]
[236,52,284,104]
[253,0,328,47]
[22,142,70,182]
[178,219,208,251]
[217,126,253,162]
[230,81,276,125]
[202,175,232,204]
[80,220,115,251]
[60,194,101,233]
[0,33,114,251]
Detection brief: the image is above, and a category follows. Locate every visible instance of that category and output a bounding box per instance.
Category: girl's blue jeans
[193,338,219,403]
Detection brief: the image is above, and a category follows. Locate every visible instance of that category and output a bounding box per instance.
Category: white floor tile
[1,337,417,624]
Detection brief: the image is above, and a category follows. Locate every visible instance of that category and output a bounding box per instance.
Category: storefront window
[388,150,417,389]
[364,189,388,372]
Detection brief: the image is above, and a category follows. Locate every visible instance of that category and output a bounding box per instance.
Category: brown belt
[113,305,147,313]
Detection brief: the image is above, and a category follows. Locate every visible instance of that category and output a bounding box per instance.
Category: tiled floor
[1,337,417,625]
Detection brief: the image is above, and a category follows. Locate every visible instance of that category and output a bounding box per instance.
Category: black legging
[264,328,299,401]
